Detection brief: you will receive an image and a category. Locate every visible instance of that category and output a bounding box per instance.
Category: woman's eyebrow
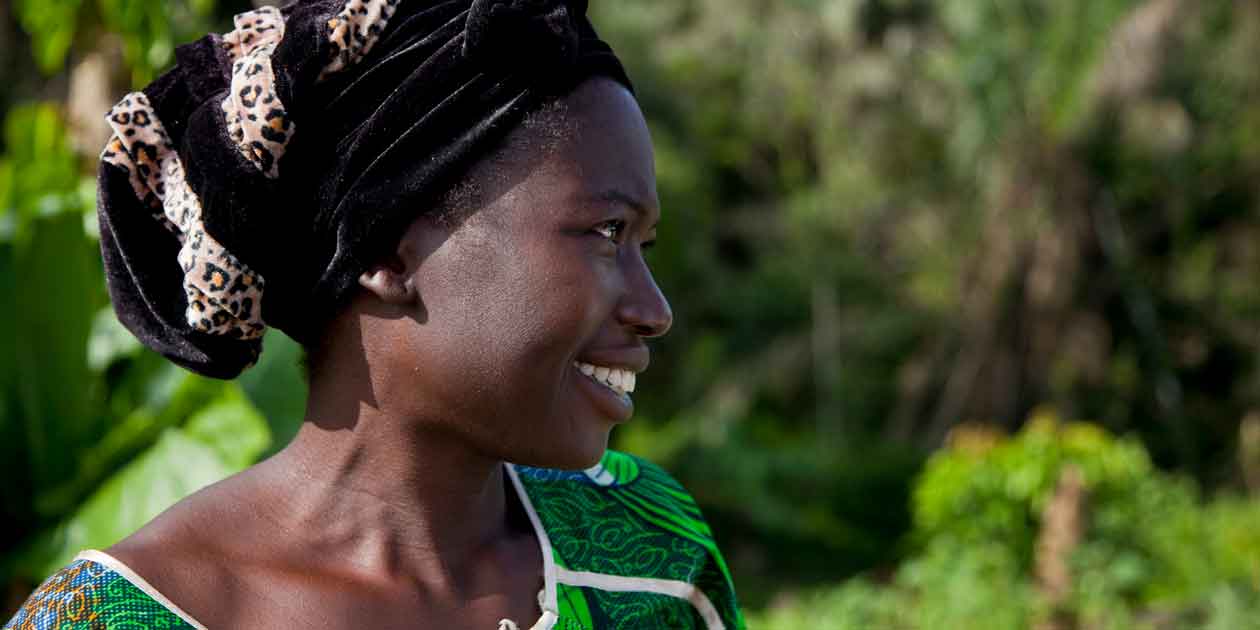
[593,189,660,229]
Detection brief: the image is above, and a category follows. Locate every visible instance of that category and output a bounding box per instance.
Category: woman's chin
[506,429,611,471]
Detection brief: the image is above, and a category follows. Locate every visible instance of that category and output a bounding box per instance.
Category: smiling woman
[2,1,742,629]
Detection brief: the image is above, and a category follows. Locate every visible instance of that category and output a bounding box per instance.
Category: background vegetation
[2,0,1258,626]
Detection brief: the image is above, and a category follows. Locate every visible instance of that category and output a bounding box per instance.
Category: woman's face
[364,78,671,469]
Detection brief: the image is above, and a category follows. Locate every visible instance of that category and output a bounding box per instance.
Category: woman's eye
[593,219,627,242]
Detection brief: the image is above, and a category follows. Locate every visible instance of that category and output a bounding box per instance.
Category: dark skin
[106,78,672,629]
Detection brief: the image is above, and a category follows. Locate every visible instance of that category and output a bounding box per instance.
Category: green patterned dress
[5,451,744,630]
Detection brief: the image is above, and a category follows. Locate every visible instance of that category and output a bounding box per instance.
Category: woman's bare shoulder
[103,469,284,628]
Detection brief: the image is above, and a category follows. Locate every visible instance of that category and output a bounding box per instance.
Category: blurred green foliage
[750,415,1260,628]
[2,0,1259,623]
[14,0,219,83]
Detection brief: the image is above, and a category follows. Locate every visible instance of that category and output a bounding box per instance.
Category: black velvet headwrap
[97,0,632,378]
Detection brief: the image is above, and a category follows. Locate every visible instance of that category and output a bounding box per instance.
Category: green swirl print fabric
[516,451,744,629]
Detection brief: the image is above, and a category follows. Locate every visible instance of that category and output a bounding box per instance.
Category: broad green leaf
[14,384,270,580]
[13,212,105,499]
[183,384,271,470]
[31,367,224,520]
[87,307,142,371]
[20,428,237,580]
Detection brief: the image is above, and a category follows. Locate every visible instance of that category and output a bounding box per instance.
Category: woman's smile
[571,342,651,423]
[572,360,637,422]
[574,361,636,396]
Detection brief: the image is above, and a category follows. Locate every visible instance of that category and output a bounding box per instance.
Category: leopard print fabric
[320,0,403,81]
[100,133,179,237]
[218,1,400,178]
[102,93,267,340]
[220,6,291,179]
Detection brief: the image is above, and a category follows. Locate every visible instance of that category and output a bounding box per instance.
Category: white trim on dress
[505,463,560,630]
[75,549,211,630]
[554,567,727,630]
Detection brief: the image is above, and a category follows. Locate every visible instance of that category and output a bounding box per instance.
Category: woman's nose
[617,257,673,339]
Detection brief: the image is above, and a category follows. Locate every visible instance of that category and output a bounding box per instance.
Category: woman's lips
[573,361,636,394]
[572,362,634,423]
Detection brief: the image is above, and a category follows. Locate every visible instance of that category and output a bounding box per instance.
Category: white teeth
[573,361,636,397]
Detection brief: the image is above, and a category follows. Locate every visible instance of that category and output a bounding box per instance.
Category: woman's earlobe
[358,265,416,305]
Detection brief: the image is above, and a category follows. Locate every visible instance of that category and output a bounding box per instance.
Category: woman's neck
[255,393,518,588]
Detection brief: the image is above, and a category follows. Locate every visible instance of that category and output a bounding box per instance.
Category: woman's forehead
[545,81,659,209]
[464,79,658,228]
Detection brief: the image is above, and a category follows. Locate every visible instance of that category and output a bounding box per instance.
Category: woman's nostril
[632,307,671,338]
[633,323,659,337]
[619,296,671,338]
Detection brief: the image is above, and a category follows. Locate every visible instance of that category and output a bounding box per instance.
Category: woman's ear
[358,253,416,305]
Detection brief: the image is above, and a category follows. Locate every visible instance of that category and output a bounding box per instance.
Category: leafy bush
[750,413,1260,628]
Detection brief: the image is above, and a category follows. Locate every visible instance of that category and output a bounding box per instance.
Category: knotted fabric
[97,0,631,378]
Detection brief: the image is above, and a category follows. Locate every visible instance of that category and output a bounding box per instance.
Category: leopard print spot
[202,263,229,291]
[318,0,399,81]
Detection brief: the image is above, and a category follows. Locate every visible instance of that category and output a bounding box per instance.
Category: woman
[4,1,743,628]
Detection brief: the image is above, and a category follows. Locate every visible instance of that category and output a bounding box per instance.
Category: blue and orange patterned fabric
[4,558,193,630]
[4,451,743,629]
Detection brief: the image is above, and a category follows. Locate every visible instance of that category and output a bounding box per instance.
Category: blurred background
[2,0,1259,627]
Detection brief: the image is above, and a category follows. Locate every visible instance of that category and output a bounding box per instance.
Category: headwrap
[97,0,631,378]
